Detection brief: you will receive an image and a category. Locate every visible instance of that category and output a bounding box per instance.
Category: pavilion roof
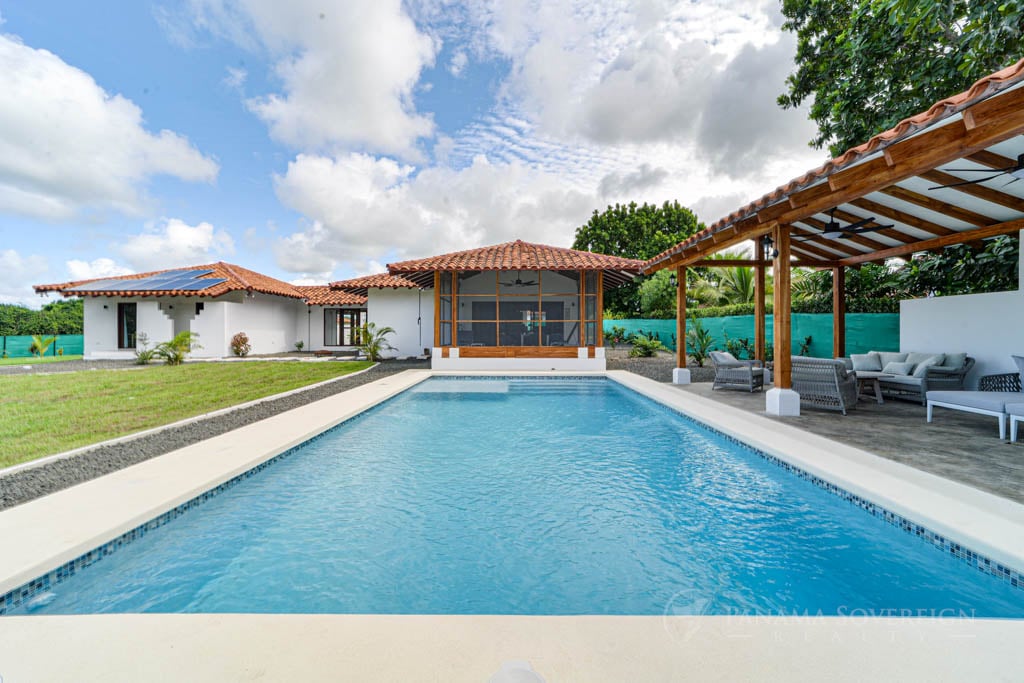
[644,59,1024,272]
[388,240,644,287]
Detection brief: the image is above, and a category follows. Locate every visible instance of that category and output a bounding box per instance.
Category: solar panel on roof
[70,269,226,293]
[175,278,227,291]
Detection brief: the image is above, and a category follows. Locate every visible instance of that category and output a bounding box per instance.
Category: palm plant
[155,331,201,366]
[28,335,57,358]
[358,322,396,362]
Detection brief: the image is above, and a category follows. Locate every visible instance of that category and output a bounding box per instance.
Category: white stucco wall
[223,294,303,356]
[899,230,1024,388]
[82,298,118,359]
[189,301,228,358]
[367,288,433,358]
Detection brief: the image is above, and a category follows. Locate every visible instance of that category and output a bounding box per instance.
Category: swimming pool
[6,377,1023,616]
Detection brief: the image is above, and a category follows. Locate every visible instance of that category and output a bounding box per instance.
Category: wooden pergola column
[832,266,846,359]
[772,224,792,389]
[754,249,766,362]
[675,265,686,367]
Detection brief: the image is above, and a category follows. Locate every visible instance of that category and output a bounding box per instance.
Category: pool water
[14,378,1024,616]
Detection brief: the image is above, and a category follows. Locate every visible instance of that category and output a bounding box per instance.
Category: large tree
[572,200,703,315]
[779,0,1024,156]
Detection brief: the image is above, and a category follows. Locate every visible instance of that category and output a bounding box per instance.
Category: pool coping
[1,369,1023,678]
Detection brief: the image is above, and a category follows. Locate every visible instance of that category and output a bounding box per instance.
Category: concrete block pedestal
[766,388,800,416]
[672,368,691,385]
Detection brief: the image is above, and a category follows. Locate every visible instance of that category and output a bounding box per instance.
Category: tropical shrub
[230,332,251,357]
[134,332,156,365]
[629,336,668,358]
[358,322,396,362]
[685,316,714,367]
[294,340,305,352]
[155,331,201,366]
[604,325,630,348]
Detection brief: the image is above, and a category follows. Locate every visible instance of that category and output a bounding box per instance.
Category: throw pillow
[850,352,882,372]
[882,361,915,376]
[911,354,945,378]
[875,351,908,367]
[906,351,939,368]
[939,352,968,370]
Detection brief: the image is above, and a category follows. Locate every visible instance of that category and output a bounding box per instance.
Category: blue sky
[0,0,824,306]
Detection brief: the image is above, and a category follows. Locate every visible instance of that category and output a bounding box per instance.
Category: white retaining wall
[899,229,1024,388]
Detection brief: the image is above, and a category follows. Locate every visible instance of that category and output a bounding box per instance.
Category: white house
[34,263,427,360]
[35,241,643,369]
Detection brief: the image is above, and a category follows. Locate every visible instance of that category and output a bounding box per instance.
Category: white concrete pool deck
[1,369,1022,681]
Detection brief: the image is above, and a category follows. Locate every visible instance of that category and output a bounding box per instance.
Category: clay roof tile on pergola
[644,58,1024,273]
[387,239,644,287]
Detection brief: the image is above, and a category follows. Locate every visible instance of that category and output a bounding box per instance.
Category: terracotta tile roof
[328,273,420,290]
[34,262,306,300]
[295,286,367,307]
[387,240,645,273]
[644,58,1024,270]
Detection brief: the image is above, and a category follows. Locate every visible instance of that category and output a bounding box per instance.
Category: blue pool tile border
[2,375,1021,615]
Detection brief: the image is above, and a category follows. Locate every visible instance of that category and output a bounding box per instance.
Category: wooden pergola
[644,60,1024,397]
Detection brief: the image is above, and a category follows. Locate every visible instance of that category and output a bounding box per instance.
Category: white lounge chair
[926,371,1023,440]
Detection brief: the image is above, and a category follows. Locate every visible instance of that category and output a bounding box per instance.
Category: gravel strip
[0,359,143,376]
[0,360,428,511]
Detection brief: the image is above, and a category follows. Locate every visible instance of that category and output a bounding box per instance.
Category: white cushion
[911,354,945,378]
[850,352,882,372]
[883,361,914,376]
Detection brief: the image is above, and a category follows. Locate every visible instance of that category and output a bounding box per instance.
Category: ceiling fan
[929,153,1024,190]
[500,270,537,287]
[795,208,893,241]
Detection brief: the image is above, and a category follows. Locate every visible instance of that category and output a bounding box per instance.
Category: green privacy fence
[604,314,899,357]
[0,335,84,358]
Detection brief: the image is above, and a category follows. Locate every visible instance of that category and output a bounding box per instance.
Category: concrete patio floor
[674,382,1024,504]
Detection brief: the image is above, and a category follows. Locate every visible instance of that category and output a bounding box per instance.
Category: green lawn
[0,355,83,366]
[0,361,374,468]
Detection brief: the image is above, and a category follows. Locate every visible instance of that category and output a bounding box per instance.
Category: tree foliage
[779,0,1024,155]
[0,299,84,336]
[572,200,703,315]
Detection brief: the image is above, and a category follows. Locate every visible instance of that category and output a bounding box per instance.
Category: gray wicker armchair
[879,357,976,405]
[709,351,765,392]
[791,356,859,415]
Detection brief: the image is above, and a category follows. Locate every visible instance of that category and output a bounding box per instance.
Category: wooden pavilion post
[832,266,846,359]
[772,224,792,389]
[675,266,686,368]
[754,247,766,362]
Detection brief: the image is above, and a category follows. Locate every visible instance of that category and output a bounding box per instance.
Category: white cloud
[223,65,247,91]
[0,249,48,306]
[0,33,218,221]
[272,152,598,274]
[66,258,134,280]
[119,218,235,271]
[448,50,468,77]
[179,0,436,158]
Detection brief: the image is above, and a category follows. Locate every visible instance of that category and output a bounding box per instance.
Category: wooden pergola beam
[838,217,1024,266]
[878,186,999,227]
[797,216,890,252]
[918,170,1024,213]
[768,85,1024,228]
[848,197,956,236]
[829,207,919,243]
[687,258,837,267]
[965,150,1017,170]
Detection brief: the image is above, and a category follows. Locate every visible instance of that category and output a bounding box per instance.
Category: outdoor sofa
[709,351,764,392]
[791,356,858,415]
[845,351,974,405]
[926,359,1024,440]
